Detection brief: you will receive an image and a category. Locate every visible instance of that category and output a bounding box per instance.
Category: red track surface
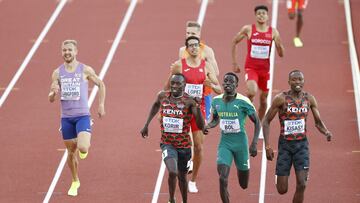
[0,0,359,203]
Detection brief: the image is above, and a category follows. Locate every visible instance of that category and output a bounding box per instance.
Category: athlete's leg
[190,130,204,182]
[246,80,258,102]
[178,171,188,203]
[177,148,191,203]
[296,9,304,38]
[76,116,92,157]
[276,175,289,194]
[164,158,178,203]
[64,139,79,182]
[217,164,231,203]
[237,169,250,189]
[258,90,269,120]
[161,144,179,203]
[293,170,308,203]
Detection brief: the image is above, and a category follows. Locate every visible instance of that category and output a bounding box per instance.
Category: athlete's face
[223,74,238,95]
[62,43,77,63]
[288,72,305,92]
[186,39,200,56]
[255,9,268,24]
[186,27,201,38]
[170,75,185,97]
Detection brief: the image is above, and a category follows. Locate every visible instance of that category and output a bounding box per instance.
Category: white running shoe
[187,160,193,174]
[188,181,198,193]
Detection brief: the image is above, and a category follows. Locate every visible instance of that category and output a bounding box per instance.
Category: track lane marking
[0,0,67,108]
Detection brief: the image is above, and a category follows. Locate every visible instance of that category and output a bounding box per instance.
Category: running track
[0,0,359,202]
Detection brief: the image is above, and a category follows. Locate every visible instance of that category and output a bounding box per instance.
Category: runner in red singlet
[165,36,221,193]
[262,70,332,203]
[231,5,284,120]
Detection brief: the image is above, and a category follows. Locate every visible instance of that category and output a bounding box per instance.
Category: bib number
[220,119,241,134]
[250,45,270,59]
[185,83,203,98]
[284,119,305,135]
[163,117,184,133]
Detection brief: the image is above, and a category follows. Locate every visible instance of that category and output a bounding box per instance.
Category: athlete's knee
[239,180,248,189]
[193,142,203,154]
[277,184,288,195]
[219,175,228,187]
[168,170,178,179]
[288,13,295,19]
[296,179,307,192]
[77,143,90,153]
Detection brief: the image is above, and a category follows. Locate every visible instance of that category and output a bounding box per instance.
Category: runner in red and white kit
[165,36,221,193]
[231,5,284,120]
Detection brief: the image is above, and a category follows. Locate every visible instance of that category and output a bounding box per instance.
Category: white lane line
[0,0,68,108]
[344,0,360,139]
[151,1,209,202]
[42,1,138,202]
[259,0,279,203]
[197,0,208,26]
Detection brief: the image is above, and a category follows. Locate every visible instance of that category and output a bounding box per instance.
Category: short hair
[254,5,268,13]
[185,36,200,48]
[62,39,77,47]
[224,72,239,83]
[186,21,201,28]
[172,73,186,81]
[288,69,303,79]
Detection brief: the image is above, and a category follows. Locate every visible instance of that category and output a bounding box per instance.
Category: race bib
[163,117,184,133]
[185,83,203,98]
[250,45,270,59]
[60,77,81,100]
[284,119,305,135]
[220,119,241,134]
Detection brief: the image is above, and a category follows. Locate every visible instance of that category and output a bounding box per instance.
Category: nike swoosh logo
[184,68,190,72]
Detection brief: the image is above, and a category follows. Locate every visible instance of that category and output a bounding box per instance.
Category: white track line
[42,1,138,202]
[258,0,279,202]
[344,0,360,139]
[0,0,67,108]
[151,1,209,202]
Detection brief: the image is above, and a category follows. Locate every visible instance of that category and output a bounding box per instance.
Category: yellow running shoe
[67,180,80,196]
[293,37,303,48]
[79,151,88,160]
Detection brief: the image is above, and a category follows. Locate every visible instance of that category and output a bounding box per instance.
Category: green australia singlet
[211,93,256,170]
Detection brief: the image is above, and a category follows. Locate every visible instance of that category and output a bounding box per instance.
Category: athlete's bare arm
[84,66,106,118]
[204,63,222,94]
[248,113,261,157]
[309,94,332,141]
[49,69,60,103]
[203,46,220,76]
[164,60,182,90]
[262,93,284,160]
[273,28,285,57]
[231,25,251,73]
[141,91,165,138]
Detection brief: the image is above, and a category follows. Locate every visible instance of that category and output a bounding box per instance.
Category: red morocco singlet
[245,24,273,71]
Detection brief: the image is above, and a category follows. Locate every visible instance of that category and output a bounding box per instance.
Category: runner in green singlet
[205,72,261,203]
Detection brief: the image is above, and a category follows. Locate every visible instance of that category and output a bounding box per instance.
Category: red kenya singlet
[245,24,273,71]
[160,92,193,148]
[279,91,310,140]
